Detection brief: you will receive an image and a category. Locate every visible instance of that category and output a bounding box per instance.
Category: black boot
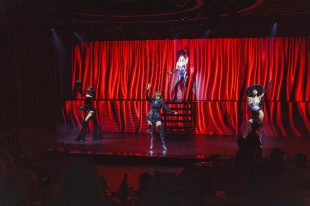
[183,79,187,101]
[76,121,88,142]
[148,125,154,150]
[259,123,264,146]
[243,122,252,138]
[92,117,101,140]
[173,86,178,102]
[158,125,167,151]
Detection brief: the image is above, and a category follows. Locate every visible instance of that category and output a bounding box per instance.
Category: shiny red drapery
[64,37,310,136]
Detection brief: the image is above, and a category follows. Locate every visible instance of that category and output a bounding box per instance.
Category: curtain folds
[65,37,310,136]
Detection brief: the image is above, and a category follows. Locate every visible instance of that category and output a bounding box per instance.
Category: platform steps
[162,102,195,137]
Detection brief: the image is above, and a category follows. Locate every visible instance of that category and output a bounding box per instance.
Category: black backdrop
[0,29,70,135]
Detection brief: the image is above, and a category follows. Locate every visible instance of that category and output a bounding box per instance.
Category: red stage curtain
[65,37,310,136]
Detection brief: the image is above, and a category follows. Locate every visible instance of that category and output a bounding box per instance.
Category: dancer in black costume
[146,83,177,152]
[75,80,101,142]
[243,80,272,145]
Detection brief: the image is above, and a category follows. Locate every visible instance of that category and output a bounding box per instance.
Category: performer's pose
[75,80,101,142]
[146,83,177,152]
[167,49,189,101]
[243,81,272,145]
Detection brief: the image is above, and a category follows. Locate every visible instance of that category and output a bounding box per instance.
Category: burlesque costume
[146,89,175,151]
[171,50,189,101]
[246,84,264,118]
[75,81,101,141]
[243,83,271,144]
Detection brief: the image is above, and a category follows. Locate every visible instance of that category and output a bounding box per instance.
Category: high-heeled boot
[173,86,178,102]
[76,121,88,142]
[92,117,101,140]
[158,125,167,151]
[148,125,154,150]
[243,122,252,138]
[259,123,264,146]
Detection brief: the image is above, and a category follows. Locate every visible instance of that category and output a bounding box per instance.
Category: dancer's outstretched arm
[259,80,272,98]
[162,102,177,115]
[75,80,86,97]
[167,62,180,75]
[146,83,153,103]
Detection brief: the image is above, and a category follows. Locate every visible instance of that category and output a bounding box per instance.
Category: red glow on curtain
[64,37,310,136]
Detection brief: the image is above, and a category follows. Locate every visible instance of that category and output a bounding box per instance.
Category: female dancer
[243,81,272,145]
[167,49,189,101]
[146,83,177,152]
[75,80,101,142]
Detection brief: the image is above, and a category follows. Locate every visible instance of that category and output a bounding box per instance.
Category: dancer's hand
[74,80,82,89]
[167,72,172,75]
[174,112,178,115]
[75,80,81,84]
[146,83,151,90]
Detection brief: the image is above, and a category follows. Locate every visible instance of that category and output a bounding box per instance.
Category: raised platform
[52,133,310,165]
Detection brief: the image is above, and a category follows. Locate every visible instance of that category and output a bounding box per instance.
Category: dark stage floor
[55,133,310,162]
[13,129,310,191]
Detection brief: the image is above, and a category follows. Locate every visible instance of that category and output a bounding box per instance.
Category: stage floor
[56,133,310,161]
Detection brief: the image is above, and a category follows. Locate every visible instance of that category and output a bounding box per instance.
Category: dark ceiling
[1,0,310,39]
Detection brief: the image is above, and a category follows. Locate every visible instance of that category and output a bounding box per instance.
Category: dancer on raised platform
[167,49,189,101]
[243,80,272,145]
[146,83,177,152]
[74,80,101,142]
